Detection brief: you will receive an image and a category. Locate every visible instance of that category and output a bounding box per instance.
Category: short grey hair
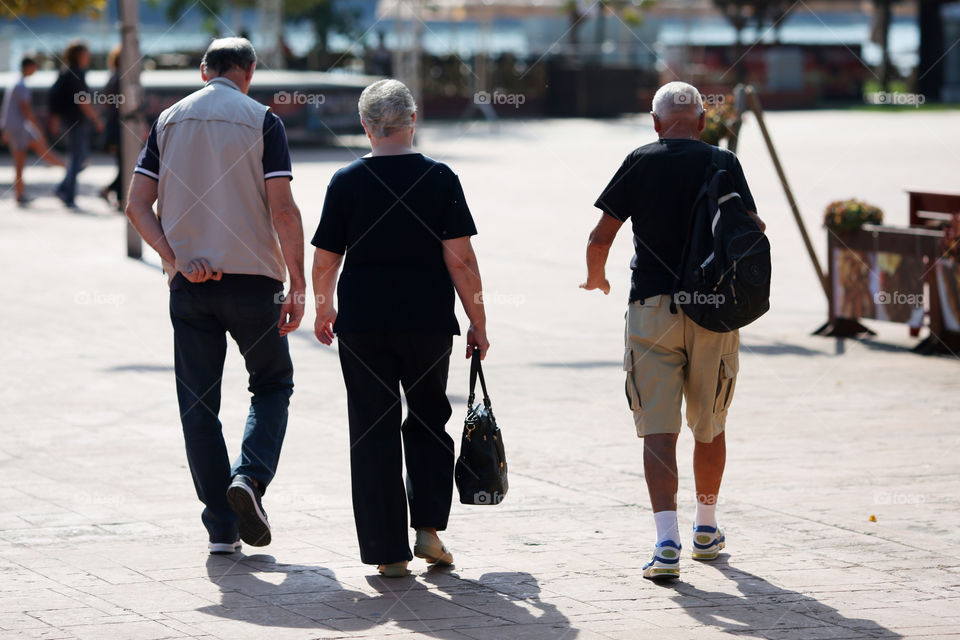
[651,81,704,118]
[358,79,417,138]
[202,37,256,76]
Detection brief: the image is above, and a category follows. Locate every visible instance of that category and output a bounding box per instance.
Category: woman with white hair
[311,79,489,577]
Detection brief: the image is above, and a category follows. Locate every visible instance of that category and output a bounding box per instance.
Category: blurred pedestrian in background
[100,44,123,209]
[0,55,65,206]
[49,40,103,209]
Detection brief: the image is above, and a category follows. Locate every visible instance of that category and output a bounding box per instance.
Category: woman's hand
[467,323,489,359]
[315,306,338,345]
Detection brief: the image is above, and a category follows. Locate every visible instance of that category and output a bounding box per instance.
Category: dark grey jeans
[169,273,294,543]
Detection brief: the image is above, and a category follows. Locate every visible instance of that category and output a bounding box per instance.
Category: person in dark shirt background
[581,81,765,582]
[99,44,123,208]
[312,79,489,578]
[52,40,103,209]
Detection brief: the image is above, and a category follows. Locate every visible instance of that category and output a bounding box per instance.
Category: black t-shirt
[594,139,757,302]
[311,153,477,335]
[58,67,90,125]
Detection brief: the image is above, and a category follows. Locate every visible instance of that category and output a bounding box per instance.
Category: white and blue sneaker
[642,540,681,581]
[691,525,725,560]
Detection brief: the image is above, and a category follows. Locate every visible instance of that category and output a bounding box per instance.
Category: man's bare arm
[443,236,489,359]
[580,213,624,295]
[125,173,175,265]
[266,178,306,336]
[125,174,224,283]
[312,248,343,345]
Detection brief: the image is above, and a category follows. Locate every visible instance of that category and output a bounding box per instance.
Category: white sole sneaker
[691,525,725,561]
[208,540,242,555]
[642,541,681,581]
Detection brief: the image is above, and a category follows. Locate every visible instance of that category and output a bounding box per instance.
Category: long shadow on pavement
[654,556,902,638]
[198,554,580,639]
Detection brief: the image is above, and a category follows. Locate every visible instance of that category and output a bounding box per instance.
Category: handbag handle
[467,347,491,408]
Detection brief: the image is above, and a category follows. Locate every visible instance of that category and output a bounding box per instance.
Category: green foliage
[0,0,105,18]
[712,0,796,31]
[287,0,362,56]
[700,96,737,146]
[156,0,360,54]
[156,0,256,34]
[823,200,884,233]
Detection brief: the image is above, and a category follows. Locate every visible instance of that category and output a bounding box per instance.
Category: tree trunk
[875,0,892,92]
[118,0,145,258]
[735,16,747,84]
[917,0,945,101]
[593,3,606,63]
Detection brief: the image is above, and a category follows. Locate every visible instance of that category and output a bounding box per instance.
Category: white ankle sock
[653,510,680,545]
[695,502,717,528]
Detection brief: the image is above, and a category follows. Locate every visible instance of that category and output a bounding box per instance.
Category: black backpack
[48,71,74,117]
[671,147,771,332]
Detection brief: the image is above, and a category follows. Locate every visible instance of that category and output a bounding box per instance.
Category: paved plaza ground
[0,111,958,639]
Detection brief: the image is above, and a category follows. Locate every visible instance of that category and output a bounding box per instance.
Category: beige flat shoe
[414,530,454,565]
[377,561,410,577]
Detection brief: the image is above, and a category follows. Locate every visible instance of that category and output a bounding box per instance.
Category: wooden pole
[744,85,829,299]
[726,83,746,153]
[118,0,144,259]
[874,0,892,93]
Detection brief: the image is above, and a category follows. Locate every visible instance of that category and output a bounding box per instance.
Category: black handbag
[454,348,508,505]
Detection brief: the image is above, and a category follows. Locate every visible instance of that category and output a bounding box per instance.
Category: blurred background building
[0,0,958,139]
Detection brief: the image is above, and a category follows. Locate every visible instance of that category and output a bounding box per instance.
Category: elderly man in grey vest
[125,38,305,555]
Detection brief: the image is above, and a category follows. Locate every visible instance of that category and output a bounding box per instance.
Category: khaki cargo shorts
[623,295,739,443]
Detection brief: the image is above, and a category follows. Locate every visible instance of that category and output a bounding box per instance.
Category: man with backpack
[580,81,766,581]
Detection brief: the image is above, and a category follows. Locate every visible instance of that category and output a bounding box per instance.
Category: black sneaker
[226,475,271,546]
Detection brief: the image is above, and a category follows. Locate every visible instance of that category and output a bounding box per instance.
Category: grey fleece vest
[156,77,285,283]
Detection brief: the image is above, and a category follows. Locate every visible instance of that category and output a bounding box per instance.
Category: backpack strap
[712,145,729,172]
[669,145,726,315]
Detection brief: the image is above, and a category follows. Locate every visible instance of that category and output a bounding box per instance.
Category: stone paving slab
[1,112,959,639]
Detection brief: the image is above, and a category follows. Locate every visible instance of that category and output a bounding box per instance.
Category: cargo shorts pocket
[713,352,739,415]
[623,348,642,411]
